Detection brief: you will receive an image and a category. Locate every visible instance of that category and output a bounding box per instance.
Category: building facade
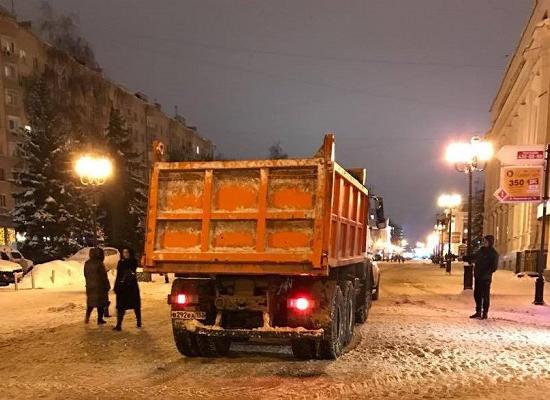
[0,9,214,245]
[484,1,550,271]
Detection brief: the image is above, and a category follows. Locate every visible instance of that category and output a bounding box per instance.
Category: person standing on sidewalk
[113,247,142,331]
[84,248,110,325]
[469,235,499,320]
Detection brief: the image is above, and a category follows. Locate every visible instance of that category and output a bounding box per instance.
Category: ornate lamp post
[434,221,445,266]
[75,155,113,246]
[445,137,493,289]
[438,193,462,274]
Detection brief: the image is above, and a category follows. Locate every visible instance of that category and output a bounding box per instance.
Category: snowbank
[22,260,86,288]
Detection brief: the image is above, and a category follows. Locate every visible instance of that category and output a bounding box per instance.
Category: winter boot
[85,307,92,324]
[97,306,107,325]
[113,310,123,331]
[469,312,481,319]
[481,312,488,320]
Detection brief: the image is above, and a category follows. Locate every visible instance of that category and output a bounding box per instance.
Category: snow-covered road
[2,262,550,399]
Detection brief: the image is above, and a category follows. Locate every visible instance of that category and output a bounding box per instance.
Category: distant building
[0,8,214,245]
[484,1,549,271]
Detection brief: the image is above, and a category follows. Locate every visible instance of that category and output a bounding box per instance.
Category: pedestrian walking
[84,247,110,325]
[113,247,142,331]
[469,235,499,320]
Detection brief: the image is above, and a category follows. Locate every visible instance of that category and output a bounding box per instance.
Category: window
[19,49,26,62]
[5,89,18,106]
[4,64,17,79]
[196,145,200,155]
[7,116,19,132]
[1,37,14,55]
[32,57,38,69]
[0,169,5,181]
[8,142,17,157]
[0,251,8,260]
[0,195,7,208]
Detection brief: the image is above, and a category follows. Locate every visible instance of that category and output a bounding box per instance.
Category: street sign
[496,145,545,166]
[451,232,461,244]
[494,165,543,203]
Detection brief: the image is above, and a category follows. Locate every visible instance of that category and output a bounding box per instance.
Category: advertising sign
[494,166,543,203]
[496,145,545,166]
[451,232,462,244]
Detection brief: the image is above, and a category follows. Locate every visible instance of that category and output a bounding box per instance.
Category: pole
[446,209,452,274]
[440,219,445,268]
[534,144,549,305]
[464,170,474,290]
[92,187,98,247]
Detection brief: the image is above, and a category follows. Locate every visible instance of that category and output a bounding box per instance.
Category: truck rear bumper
[175,319,324,340]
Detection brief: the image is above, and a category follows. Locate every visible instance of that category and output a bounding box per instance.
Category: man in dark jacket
[470,235,499,320]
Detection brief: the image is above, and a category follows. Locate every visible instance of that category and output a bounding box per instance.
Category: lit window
[4,64,16,79]
[196,145,200,155]
[1,37,14,54]
[19,49,26,61]
[7,228,15,245]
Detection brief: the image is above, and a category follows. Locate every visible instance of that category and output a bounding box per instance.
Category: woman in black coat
[84,247,110,325]
[113,247,142,331]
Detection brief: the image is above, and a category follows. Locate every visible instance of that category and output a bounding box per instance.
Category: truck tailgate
[144,158,329,275]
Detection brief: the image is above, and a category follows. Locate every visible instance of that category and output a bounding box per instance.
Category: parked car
[0,246,33,275]
[68,247,120,271]
[0,260,23,286]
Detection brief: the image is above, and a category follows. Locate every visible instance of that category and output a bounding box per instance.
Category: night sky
[12,0,531,242]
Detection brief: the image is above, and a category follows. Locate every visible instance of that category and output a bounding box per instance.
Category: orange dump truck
[143,134,385,359]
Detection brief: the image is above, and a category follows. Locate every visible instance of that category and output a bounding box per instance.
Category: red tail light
[289,297,313,312]
[176,294,188,305]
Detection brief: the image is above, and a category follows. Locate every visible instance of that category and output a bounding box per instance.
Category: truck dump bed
[143,134,369,276]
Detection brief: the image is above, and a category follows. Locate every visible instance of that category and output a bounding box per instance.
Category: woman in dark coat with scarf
[84,247,110,325]
[113,247,142,331]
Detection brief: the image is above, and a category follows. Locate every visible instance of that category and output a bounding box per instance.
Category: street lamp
[75,155,113,246]
[438,193,462,274]
[434,219,445,268]
[445,136,493,289]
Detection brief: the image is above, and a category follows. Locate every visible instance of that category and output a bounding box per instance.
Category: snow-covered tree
[100,108,147,251]
[12,71,88,262]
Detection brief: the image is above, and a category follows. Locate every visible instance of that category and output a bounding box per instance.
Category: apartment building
[0,8,214,245]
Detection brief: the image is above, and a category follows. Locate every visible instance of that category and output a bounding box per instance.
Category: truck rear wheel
[355,264,372,324]
[291,339,318,359]
[342,281,356,345]
[319,284,345,359]
[173,326,200,357]
[196,335,231,357]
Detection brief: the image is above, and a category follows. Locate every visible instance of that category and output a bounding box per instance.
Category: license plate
[171,310,206,320]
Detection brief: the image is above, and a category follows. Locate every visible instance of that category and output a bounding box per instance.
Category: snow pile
[23,260,85,288]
